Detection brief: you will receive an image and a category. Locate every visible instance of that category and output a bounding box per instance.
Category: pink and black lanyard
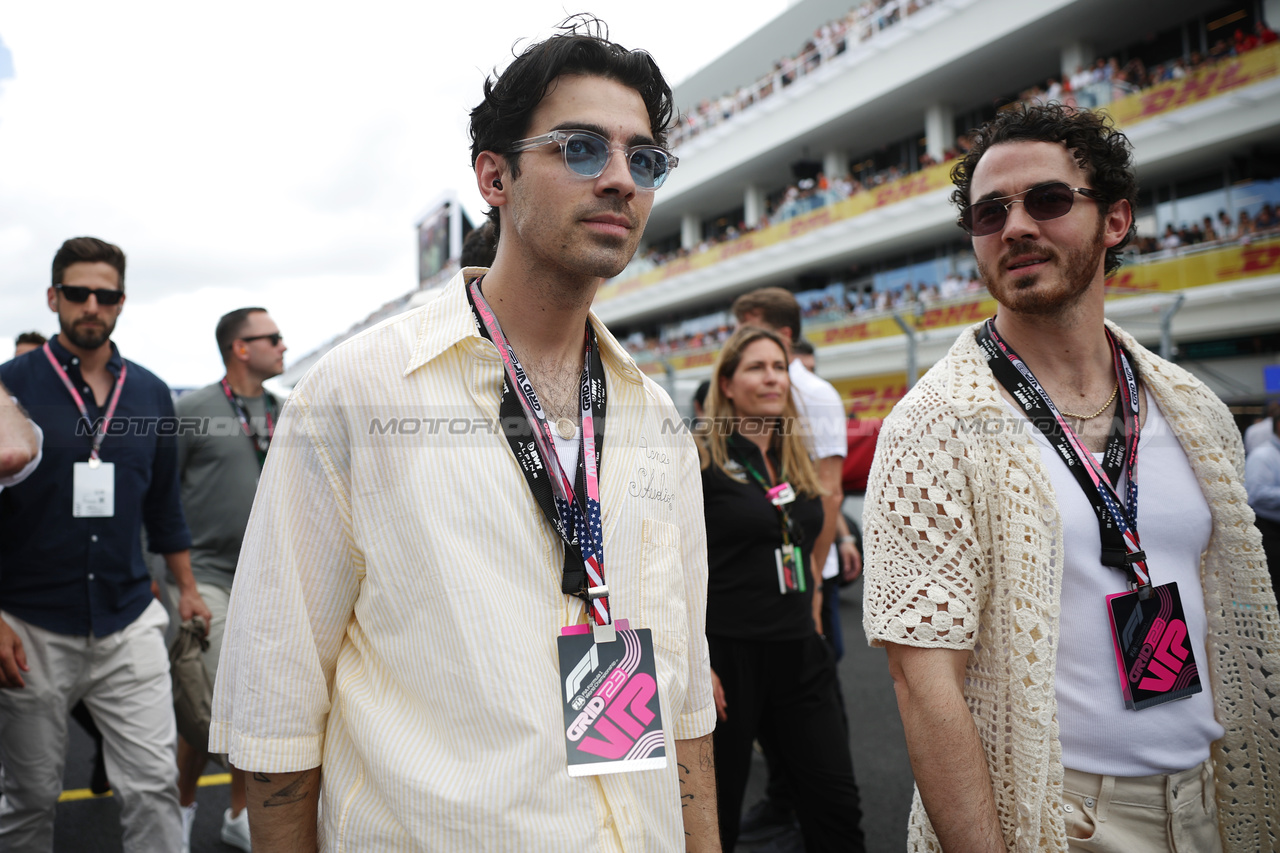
[976,320,1149,590]
[220,378,275,467]
[467,278,612,631]
[43,342,127,465]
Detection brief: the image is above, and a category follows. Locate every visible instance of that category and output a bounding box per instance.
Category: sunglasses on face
[506,129,678,190]
[241,333,283,346]
[961,182,1104,236]
[54,283,125,306]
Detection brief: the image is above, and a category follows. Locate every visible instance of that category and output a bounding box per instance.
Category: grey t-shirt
[175,381,279,587]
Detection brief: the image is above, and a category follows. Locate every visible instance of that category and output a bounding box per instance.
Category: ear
[718,374,733,403]
[1102,198,1133,249]
[47,286,58,312]
[476,152,508,208]
[776,326,794,344]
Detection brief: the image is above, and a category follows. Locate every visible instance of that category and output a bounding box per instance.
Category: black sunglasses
[961,182,1103,236]
[54,283,125,306]
[240,333,283,346]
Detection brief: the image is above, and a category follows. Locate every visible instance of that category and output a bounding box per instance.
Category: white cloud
[0,1,787,384]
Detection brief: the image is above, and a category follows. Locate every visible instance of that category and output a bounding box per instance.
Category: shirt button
[1062,803,1074,813]
[88,573,95,580]
[71,358,79,365]
[83,386,91,394]
[91,535,99,542]
[1084,798,1095,809]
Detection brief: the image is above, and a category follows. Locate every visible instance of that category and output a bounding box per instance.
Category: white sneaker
[221,806,252,851]
[180,802,198,853]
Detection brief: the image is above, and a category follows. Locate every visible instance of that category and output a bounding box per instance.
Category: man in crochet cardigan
[862,103,1280,853]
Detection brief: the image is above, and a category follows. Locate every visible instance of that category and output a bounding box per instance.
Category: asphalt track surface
[46,583,914,852]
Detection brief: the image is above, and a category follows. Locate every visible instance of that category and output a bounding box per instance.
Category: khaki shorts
[196,581,232,685]
[1061,759,1222,853]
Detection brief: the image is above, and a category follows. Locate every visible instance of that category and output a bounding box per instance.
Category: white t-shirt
[1011,393,1223,775]
[789,360,846,580]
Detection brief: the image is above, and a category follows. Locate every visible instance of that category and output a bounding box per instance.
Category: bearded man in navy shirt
[0,236,210,853]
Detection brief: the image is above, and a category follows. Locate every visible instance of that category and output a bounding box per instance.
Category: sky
[0,2,791,388]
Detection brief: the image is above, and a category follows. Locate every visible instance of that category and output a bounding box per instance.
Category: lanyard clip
[767,482,796,506]
[587,585,615,643]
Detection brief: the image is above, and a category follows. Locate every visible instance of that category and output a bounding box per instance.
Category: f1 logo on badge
[565,644,599,699]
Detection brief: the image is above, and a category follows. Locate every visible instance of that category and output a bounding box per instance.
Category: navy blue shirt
[0,337,191,637]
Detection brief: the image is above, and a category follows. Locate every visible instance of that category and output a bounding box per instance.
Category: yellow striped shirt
[209,269,714,852]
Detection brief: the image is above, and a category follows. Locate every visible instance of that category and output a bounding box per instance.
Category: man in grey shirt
[174,307,285,852]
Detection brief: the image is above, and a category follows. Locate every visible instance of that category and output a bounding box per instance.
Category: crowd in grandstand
[625,271,986,362]
[1141,203,1280,255]
[669,0,941,150]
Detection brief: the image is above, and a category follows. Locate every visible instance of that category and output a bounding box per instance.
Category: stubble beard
[977,218,1107,316]
[62,316,115,351]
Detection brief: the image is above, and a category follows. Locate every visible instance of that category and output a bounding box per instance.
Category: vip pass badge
[43,343,126,517]
[558,620,667,777]
[976,320,1201,711]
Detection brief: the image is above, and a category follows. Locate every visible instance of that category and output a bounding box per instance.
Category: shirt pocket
[635,518,689,657]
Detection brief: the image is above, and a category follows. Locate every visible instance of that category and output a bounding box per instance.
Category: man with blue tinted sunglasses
[210,16,720,852]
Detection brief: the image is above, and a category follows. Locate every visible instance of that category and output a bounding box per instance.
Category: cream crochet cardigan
[862,320,1280,852]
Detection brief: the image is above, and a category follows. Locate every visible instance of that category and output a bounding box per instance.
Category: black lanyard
[220,378,275,466]
[466,279,610,614]
[976,319,1149,588]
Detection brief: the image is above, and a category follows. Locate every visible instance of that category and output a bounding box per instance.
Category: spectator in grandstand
[698,325,865,852]
[1218,209,1235,240]
[1161,223,1183,250]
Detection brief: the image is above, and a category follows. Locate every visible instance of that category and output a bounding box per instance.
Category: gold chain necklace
[1059,382,1119,420]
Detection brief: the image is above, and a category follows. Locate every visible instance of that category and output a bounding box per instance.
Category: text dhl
[1131,59,1275,119]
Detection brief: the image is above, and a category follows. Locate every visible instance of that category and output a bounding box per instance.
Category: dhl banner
[601,44,1280,308]
[1107,42,1280,128]
[635,236,1280,389]
[831,373,909,421]
[596,163,954,303]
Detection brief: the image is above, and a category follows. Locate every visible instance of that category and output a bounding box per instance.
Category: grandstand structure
[602,0,1280,421]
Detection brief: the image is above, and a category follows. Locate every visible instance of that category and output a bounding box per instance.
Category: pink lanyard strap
[43,342,128,463]
[468,279,610,629]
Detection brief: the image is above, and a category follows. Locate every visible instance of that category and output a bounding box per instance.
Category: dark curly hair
[949,103,1137,275]
[469,14,674,241]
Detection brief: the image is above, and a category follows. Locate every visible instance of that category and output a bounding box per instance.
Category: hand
[178,586,212,634]
[0,616,29,689]
[839,539,863,582]
[812,588,825,637]
[710,668,728,721]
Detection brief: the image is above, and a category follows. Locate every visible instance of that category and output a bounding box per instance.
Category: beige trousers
[0,601,181,852]
[1061,759,1223,853]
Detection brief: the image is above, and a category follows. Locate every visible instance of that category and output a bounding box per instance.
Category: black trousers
[709,632,865,853]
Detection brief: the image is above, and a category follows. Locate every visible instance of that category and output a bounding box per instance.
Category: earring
[492,179,503,190]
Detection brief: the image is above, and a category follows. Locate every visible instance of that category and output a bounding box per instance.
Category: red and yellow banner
[1108,43,1280,128]
[634,237,1280,396]
[596,164,954,303]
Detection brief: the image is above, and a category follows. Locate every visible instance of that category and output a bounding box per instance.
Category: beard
[61,315,115,351]
[977,217,1106,316]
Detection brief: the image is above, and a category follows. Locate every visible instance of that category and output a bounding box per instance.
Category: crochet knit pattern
[862,321,1280,853]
